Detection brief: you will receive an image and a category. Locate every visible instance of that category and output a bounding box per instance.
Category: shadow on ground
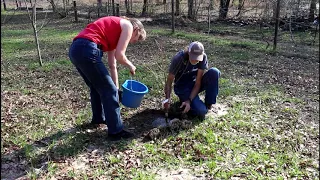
[1,105,207,179]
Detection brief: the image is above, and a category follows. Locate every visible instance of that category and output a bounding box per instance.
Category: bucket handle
[130,75,133,90]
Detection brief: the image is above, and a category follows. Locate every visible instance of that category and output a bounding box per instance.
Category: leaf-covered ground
[1,12,319,179]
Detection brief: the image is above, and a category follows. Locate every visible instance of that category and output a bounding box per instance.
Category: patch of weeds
[131,168,156,180]
[23,143,36,162]
[229,41,259,49]
[75,108,92,126]
[150,29,268,53]
[245,151,270,165]
[1,28,33,37]
[47,162,58,176]
[144,143,157,154]
[41,28,79,40]
[281,107,298,115]
[26,169,38,180]
[219,78,242,98]
[67,169,76,178]
[1,39,36,53]
[107,155,121,164]
[93,165,106,178]
[27,58,72,71]
[80,173,90,180]
[51,133,88,157]
[206,160,217,173]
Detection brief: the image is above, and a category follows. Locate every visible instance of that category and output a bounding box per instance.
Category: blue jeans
[174,68,221,117]
[68,38,123,134]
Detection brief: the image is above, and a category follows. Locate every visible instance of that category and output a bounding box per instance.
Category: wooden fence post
[116,3,119,16]
[112,0,115,15]
[97,0,101,17]
[73,1,78,22]
[105,2,108,15]
[3,0,7,11]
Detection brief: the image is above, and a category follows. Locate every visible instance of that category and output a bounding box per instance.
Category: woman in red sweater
[69,16,146,141]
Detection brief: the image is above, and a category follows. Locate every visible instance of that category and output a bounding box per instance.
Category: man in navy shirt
[163,41,221,119]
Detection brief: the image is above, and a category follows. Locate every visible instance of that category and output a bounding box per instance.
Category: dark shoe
[108,130,134,141]
[91,120,105,125]
[205,103,212,110]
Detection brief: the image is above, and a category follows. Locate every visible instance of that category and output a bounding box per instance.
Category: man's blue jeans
[174,67,221,117]
[69,38,123,134]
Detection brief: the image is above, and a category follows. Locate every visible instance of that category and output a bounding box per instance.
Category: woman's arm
[107,50,119,88]
[115,19,136,75]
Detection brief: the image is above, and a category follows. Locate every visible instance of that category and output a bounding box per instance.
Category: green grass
[150,29,270,52]
[1,14,319,179]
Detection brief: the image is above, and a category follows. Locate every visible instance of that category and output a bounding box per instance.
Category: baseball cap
[188,41,204,61]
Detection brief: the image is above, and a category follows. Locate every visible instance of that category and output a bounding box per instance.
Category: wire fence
[2,0,318,21]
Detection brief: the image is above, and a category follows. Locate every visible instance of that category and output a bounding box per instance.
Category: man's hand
[180,100,191,114]
[162,99,170,110]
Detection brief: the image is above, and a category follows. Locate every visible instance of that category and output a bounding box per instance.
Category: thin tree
[208,0,212,33]
[124,0,131,14]
[3,0,7,11]
[175,0,180,16]
[141,0,148,16]
[188,0,194,19]
[47,0,66,17]
[112,0,115,15]
[235,0,245,17]
[24,0,43,66]
[273,0,280,51]
[309,0,316,21]
[172,0,175,33]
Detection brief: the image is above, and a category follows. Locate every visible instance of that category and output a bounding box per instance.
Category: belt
[74,38,102,50]
[97,44,102,50]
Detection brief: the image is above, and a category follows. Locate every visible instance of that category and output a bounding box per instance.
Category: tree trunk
[47,0,56,14]
[172,0,175,33]
[125,0,131,14]
[309,0,316,21]
[73,1,78,22]
[236,0,245,16]
[218,0,230,19]
[188,0,194,19]
[112,0,115,15]
[30,2,43,66]
[142,0,148,16]
[208,0,212,33]
[175,0,180,15]
[273,0,280,51]
[3,0,7,11]
[63,0,67,16]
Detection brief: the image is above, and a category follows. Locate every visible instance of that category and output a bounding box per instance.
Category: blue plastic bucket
[121,80,149,108]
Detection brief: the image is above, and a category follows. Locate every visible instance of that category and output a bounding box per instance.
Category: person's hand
[163,99,170,110]
[180,100,191,114]
[129,64,136,76]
